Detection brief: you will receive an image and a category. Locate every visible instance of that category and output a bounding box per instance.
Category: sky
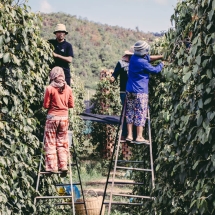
[26,0,178,33]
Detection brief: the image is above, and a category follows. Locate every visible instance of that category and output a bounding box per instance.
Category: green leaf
[206,69,212,79]
[206,46,212,55]
[4,36,10,43]
[209,112,215,121]
[183,72,191,83]
[178,58,182,65]
[0,36,3,46]
[183,66,189,74]
[0,121,4,129]
[190,200,196,208]
[202,59,208,68]
[204,98,211,105]
[27,118,31,125]
[192,65,198,75]
[12,55,21,66]
[3,97,8,105]
[1,107,8,113]
[15,129,19,137]
[198,99,203,108]
[193,160,200,170]
[213,44,215,54]
[207,23,213,30]
[11,144,16,152]
[197,115,203,126]
[196,55,201,65]
[3,52,11,63]
[156,164,160,171]
[192,36,199,45]
[206,87,211,94]
[28,59,35,69]
[191,45,197,56]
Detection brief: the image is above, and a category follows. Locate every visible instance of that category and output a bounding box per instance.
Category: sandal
[126,137,133,143]
[60,168,68,172]
[120,136,126,143]
[133,139,150,145]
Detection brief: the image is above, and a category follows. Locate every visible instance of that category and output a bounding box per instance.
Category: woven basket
[75,190,105,215]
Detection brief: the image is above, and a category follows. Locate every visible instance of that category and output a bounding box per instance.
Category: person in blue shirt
[125,40,164,144]
[48,24,74,86]
[111,46,163,143]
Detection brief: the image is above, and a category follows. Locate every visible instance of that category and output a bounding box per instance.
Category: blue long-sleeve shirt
[126,55,163,94]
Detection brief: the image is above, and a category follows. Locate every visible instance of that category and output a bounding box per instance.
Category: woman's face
[124,55,132,62]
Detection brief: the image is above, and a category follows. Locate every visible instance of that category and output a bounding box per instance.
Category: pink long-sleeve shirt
[43,85,74,116]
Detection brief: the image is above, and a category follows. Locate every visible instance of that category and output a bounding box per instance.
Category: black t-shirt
[48,39,74,77]
[112,60,129,91]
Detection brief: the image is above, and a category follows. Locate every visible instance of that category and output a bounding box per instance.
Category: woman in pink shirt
[43,66,74,173]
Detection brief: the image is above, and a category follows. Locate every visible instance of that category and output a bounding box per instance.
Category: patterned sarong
[44,115,69,172]
[126,92,148,127]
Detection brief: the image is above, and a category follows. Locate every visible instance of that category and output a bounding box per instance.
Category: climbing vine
[132,0,215,214]
[0,0,55,214]
[70,71,87,154]
[0,1,86,214]
[90,72,121,157]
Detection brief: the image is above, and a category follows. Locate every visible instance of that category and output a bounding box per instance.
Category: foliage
[0,1,87,214]
[90,75,121,156]
[132,0,215,214]
[38,12,157,90]
[0,0,55,214]
[69,70,87,154]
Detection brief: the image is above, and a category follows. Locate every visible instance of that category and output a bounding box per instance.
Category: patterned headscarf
[49,67,67,93]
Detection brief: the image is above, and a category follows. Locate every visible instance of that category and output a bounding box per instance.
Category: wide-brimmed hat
[123,46,134,56]
[53,24,68,34]
[134,40,150,56]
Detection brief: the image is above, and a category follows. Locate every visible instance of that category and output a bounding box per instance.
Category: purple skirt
[126,92,148,127]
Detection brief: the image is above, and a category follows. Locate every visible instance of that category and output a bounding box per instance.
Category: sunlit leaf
[3,52,11,63]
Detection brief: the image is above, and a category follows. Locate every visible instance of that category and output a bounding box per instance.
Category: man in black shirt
[48,24,74,86]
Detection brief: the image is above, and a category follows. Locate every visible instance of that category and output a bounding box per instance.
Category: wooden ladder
[100,100,156,215]
[34,131,88,215]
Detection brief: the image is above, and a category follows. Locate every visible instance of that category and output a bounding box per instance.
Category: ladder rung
[116,166,152,171]
[55,202,85,205]
[36,196,73,199]
[108,181,144,185]
[104,201,143,206]
[55,183,80,186]
[39,171,69,174]
[111,193,154,199]
[114,160,144,163]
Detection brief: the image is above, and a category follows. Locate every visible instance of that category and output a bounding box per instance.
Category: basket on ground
[75,190,105,215]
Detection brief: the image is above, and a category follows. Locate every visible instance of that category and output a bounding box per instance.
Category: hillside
[40,12,157,89]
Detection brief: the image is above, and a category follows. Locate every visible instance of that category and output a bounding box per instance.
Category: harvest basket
[75,190,105,215]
